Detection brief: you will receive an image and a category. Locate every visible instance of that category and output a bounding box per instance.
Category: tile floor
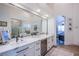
[46,45,79,56]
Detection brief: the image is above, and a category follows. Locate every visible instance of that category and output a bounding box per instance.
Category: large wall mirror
[0,4,47,38]
[11,13,42,38]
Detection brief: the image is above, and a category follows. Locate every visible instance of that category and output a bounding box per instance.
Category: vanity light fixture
[36,9,41,13]
[42,14,49,19]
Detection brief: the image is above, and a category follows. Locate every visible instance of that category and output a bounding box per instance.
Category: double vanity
[0,34,54,56]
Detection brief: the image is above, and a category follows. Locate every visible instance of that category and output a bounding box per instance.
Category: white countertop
[0,34,53,54]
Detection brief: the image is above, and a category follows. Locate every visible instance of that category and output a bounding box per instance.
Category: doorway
[56,16,65,45]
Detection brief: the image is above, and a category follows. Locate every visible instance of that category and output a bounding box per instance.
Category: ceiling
[19,3,54,17]
[0,3,55,22]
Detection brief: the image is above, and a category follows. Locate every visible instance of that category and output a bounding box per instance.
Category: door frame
[54,15,66,46]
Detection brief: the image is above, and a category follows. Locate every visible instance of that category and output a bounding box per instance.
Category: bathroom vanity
[0,34,54,56]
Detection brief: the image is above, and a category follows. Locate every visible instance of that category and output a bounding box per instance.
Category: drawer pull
[16,47,29,53]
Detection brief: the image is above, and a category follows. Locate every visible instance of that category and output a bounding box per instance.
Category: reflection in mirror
[11,16,42,38]
[8,4,45,38]
[0,4,48,40]
[11,19,22,38]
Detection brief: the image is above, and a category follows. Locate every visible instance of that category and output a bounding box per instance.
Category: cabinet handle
[16,47,29,53]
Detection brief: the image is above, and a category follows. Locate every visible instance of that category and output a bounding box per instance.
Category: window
[58,25,64,32]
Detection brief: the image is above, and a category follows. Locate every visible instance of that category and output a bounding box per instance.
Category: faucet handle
[16,36,19,42]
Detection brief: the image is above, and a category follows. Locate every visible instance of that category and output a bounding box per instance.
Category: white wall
[42,20,47,34]
[48,18,55,35]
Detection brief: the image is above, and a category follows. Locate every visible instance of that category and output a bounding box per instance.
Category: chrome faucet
[16,35,19,42]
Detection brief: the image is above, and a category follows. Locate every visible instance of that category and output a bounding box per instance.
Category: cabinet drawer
[35,40,40,45]
[47,39,51,43]
[35,41,41,49]
[16,43,35,56]
[16,47,35,56]
[25,47,35,56]
[16,47,29,55]
[15,43,35,52]
[35,49,41,56]
[47,37,54,51]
